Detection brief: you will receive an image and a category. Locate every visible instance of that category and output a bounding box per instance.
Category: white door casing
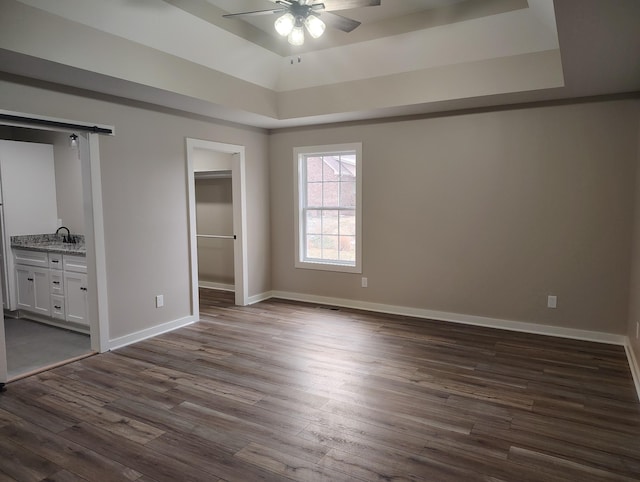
[186,138,248,316]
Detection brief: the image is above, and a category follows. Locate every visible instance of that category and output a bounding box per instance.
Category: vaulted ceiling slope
[0,0,639,128]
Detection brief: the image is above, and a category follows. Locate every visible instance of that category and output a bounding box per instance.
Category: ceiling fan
[222,0,382,46]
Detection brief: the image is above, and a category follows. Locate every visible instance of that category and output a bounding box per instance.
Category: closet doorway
[186,139,248,318]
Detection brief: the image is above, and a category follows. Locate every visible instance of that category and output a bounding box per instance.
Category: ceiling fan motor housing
[283,1,326,22]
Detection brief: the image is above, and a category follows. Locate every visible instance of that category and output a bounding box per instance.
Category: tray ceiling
[0,0,638,128]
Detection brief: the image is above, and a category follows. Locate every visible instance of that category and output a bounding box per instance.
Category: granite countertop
[11,234,87,256]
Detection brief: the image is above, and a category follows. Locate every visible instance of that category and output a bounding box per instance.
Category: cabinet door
[32,267,51,316]
[64,272,88,325]
[15,265,34,310]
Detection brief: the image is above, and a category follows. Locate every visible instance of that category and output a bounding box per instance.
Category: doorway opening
[0,114,111,387]
[186,139,248,318]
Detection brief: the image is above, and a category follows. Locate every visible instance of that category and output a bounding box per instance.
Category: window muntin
[295,143,362,273]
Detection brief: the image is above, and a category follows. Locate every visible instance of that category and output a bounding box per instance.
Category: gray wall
[0,76,271,341]
[270,100,640,334]
[53,139,85,235]
[196,177,234,286]
[2,73,639,347]
[627,113,640,363]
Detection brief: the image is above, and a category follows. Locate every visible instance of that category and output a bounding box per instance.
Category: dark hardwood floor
[1,288,639,481]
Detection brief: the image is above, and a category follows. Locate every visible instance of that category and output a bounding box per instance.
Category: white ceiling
[0,0,639,129]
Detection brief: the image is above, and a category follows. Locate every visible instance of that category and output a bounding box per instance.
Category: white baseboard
[624,339,640,401]
[270,290,626,345]
[108,315,197,351]
[104,291,639,400]
[198,284,270,305]
[199,281,234,292]
[247,291,273,305]
[271,290,640,397]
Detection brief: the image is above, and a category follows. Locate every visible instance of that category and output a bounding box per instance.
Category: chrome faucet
[56,226,73,243]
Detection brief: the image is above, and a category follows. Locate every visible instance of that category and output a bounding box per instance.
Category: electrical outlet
[156,295,164,308]
[361,277,368,288]
[547,295,557,309]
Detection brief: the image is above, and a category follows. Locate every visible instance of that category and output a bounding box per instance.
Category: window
[294,143,362,273]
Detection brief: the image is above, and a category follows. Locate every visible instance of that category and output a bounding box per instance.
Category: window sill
[295,260,361,274]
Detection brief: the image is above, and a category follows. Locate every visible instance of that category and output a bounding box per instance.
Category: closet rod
[197,234,236,240]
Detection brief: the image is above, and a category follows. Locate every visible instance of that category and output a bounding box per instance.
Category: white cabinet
[14,248,87,326]
[62,254,88,326]
[48,253,63,270]
[15,265,51,316]
[51,294,65,321]
[63,255,87,274]
[64,271,88,325]
[50,272,64,295]
[14,249,49,269]
[50,259,65,321]
[15,265,30,309]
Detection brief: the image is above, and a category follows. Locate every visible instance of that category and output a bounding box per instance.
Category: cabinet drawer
[51,294,65,320]
[63,254,87,273]
[50,272,64,295]
[49,252,63,270]
[14,249,48,268]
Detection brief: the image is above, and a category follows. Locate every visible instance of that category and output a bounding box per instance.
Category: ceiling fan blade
[222,7,286,18]
[320,11,361,32]
[317,0,381,11]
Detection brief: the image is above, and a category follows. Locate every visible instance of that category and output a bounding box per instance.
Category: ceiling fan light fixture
[274,12,295,36]
[288,25,305,46]
[304,14,325,39]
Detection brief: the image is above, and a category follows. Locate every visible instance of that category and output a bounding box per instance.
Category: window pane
[306,156,323,182]
[339,235,356,261]
[307,183,322,207]
[323,182,340,207]
[339,181,356,208]
[306,210,322,235]
[339,211,356,235]
[306,235,322,259]
[322,156,341,182]
[340,155,356,178]
[322,210,339,235]
[321,235,339,261]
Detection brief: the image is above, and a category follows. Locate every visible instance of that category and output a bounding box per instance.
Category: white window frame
[294,143,362,273]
